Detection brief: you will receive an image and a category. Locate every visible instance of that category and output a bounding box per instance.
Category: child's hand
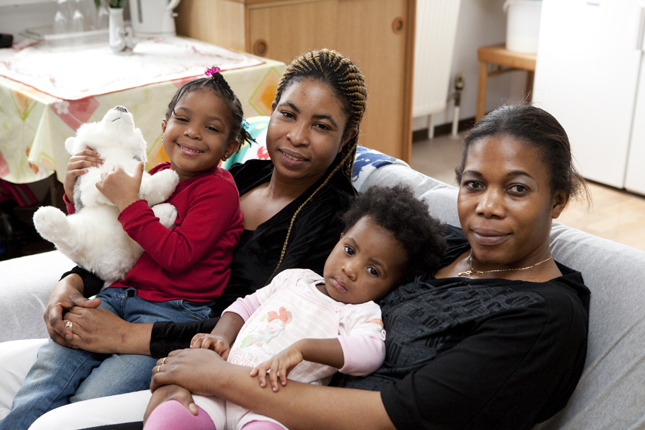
[249,344,304,392]
[190,333,231,359]
[95,162,143,211]
[64,146,103,204]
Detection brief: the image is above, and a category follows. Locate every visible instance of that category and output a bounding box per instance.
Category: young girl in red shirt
[1,68,253,430]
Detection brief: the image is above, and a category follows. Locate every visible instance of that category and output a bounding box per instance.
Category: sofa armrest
[0,251,75,342]
[535,224,645,430]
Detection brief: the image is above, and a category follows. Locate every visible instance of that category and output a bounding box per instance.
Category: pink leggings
[144,400,283,430]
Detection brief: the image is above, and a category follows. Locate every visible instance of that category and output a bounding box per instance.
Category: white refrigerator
[532,0,645,195]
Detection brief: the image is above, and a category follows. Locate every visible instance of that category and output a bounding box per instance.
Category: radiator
[413,0,461,119]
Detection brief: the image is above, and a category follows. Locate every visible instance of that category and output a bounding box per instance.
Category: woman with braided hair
[0,49,367,428]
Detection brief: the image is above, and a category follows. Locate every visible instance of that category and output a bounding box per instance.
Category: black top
[334,225,590,430]
[65,160,356,358]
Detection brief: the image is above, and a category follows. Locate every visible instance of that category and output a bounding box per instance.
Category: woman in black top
[43,49,366,360]
[0,49,367,418]
[145,105,591,430]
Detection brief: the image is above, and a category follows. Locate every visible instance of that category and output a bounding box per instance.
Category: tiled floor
[410,133,645,252]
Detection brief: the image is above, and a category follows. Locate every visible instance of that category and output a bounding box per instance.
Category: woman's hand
[63,306,152,355]
[95,162,143,211]
[150,348,225,395]
[190,333,231,359]
[45,273,101,347]
[152,348,394,430]
[249,344,304,392]
[143,384,197,426]
[64,147,103,204]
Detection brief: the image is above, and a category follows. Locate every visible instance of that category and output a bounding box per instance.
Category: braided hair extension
[266,144,356,282]
[164,69,255,154]
[266,49,368,283]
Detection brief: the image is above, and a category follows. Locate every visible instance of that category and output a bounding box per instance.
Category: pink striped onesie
[195,268,387,430]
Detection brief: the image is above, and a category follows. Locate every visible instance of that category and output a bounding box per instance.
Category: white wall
[414,0,530,131]
[0,1,58,37]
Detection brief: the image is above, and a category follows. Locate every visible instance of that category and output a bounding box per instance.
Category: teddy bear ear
[65,137,76,156]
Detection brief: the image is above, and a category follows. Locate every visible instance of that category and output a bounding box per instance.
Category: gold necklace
[457,254,553,277]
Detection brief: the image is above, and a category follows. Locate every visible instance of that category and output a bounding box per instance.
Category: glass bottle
[96,0,109,29]
[52,0,71,34]
[70,7,84,33]
[80,0,96,31]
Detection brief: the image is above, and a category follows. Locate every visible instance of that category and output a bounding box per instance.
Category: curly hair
[342,185,447,284]
[165,71,255,153]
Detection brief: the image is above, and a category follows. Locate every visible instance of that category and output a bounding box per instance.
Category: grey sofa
[2,159,645,429]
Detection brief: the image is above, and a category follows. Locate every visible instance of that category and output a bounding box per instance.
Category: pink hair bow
[205,66,221,77]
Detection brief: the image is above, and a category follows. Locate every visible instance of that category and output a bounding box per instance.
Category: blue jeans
[0,287,212,430]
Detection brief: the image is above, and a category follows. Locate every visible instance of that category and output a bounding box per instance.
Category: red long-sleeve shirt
[66,162,244,302]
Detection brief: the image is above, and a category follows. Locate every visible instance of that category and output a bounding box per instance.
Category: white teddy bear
[33,106,179,285]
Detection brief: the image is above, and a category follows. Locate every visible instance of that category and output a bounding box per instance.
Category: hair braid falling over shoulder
[266,49,368,284]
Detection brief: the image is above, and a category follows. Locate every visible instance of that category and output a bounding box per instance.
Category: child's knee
[144,400,216,430]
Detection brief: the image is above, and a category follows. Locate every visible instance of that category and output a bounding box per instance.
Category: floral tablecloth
[0,37,285,184]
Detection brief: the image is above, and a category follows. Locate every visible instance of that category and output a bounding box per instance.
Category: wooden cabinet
[175,0,415,161]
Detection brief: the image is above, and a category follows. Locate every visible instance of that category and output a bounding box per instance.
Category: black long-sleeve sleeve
[60,266,104,297]
[150,317,219,358]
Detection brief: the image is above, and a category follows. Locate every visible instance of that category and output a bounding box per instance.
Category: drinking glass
[71,8,84,33]
[52,0,71,34]
[96,0,109,29]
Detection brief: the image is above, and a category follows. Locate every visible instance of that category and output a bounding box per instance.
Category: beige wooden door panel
[337,0,410,158]
[248,1,338,62]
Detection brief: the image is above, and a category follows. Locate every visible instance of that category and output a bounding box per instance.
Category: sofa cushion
[351,146,409,190]
[1,251,74,342]
[535,224,645,429]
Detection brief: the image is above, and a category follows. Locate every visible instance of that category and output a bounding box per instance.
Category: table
[0,37,285,184]
[476,44,537,122]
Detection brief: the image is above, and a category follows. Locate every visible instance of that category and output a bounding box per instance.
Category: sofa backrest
[360,162,645,430]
